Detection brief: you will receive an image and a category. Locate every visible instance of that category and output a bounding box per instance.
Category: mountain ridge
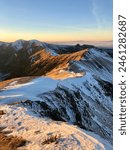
[0,40,113,149]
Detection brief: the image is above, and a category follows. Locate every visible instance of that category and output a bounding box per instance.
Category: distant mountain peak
[11,39,25,51]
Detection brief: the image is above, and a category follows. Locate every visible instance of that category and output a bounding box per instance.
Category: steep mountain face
[28,49,87,78]
[21,73,112,143]
[0,40,113,149]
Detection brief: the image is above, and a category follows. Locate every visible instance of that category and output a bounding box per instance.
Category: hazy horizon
[0,39,113,48]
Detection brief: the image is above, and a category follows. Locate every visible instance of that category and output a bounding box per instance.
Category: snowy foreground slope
[0,105,112,150]
[0,40,113,149]
[0,73,112,144]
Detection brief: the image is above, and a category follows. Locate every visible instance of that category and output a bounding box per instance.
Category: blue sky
[0,0,113,42]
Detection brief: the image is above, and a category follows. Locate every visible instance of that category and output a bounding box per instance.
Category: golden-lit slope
[28,49,87,79]
[0,77,36,89]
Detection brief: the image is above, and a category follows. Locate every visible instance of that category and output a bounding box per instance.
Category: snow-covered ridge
[0,39,66,54]
[0,105,112,150]
[0,77,58,104]
[0,72,113,143]
[69,48,113,82]
[10,39,44,51]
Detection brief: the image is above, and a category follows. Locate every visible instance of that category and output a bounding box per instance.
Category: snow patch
[0,77,58,104]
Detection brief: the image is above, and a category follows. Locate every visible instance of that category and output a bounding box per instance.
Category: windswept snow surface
[0,73,112,111]
[0,77,58,104]
[0,105,112,150]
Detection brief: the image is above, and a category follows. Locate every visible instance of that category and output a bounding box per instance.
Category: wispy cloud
[91,0,102,29]
[91,0,112,30]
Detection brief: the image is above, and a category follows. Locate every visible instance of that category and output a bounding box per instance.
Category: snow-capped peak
[11,39,25,51]
[29,39,44,47]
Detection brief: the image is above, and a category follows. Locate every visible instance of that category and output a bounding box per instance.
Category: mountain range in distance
[50,40,113,49]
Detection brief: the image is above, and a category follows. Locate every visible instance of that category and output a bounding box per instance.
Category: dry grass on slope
[0,110,27,150]
[0,79,15,90]
[29,49,88,79]
[0,76,36,90]
[0,133,26,150]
